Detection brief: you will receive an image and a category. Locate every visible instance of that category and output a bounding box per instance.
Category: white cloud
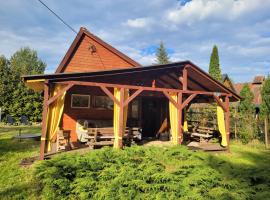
[124,17,152,28]
[166,0,270,24]
[0,0,270,81]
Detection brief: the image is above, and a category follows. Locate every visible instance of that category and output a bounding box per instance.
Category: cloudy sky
[0,0,270,82]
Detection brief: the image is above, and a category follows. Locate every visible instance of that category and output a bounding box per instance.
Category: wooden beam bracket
[47,83,74,106]
[213,95,227,112]
[162,91,180,109]
[181,93,197,109]
[100,85,120,106]
[123,88,143,107]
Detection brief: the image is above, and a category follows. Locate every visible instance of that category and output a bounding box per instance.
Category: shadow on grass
[205,149,270,199]
[0,126,41,155]
[0,137,39,156]
[0,182,36,199]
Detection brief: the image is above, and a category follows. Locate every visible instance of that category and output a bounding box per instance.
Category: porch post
[177,92,183,144]
[40,80,49,160]
[225,95,230,148]
[183,68,188,90]
[117,88,125,149]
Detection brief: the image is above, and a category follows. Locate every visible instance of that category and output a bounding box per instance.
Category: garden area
[0,126,270,200]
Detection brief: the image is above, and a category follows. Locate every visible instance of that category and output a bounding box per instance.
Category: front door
[141,97,167,138]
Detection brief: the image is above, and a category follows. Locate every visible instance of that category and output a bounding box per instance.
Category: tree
[0,47,46,122]
[261,75,270,115]
[156,41,170,64]
[261,75,270,148]
[208,45,222,81]
[239,84,255,114]
[237,84,257,143]
[0,56,12,121]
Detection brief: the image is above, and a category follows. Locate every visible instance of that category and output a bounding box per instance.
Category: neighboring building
[221,74,236,93]
[234,75,265,106]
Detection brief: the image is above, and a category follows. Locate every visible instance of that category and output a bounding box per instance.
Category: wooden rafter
[159,76,176,88]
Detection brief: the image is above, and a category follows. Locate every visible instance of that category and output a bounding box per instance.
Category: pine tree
[156,41,170,64]
[208,45,222,81]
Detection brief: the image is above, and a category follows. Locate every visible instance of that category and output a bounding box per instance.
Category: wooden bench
[189,125,215,143]
[86,127,141,149]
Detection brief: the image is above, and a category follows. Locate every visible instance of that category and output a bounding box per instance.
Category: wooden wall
[62,34,136,73]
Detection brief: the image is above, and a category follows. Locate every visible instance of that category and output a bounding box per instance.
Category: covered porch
[23,61,240,160]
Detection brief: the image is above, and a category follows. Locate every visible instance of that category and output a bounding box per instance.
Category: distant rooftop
[253,76,265,84]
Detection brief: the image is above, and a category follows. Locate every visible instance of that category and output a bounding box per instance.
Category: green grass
[0,126,270,200]
[0,125,41,199]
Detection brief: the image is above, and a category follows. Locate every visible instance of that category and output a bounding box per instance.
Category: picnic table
[85,127,141,149]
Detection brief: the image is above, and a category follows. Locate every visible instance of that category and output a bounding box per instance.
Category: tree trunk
[265,116,269,149]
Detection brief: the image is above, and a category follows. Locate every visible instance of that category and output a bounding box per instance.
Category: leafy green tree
[0,47,46,122]
[156,41,170,64]
[261,75,270,116]
[208,45,222,81]
[237,84,257,143]
[0,56,12,121]
[239,84,255,114]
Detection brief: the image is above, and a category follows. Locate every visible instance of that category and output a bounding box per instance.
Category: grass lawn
[0,126,270,199]
[0,125,41,199]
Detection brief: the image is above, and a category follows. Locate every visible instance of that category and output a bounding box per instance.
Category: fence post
[265,115,269,149]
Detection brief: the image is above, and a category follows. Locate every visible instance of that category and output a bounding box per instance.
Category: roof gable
[55,27,141,73]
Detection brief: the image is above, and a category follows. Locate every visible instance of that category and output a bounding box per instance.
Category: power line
[37,0,77,34]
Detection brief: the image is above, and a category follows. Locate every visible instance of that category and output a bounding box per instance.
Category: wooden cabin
[22,27,240,159]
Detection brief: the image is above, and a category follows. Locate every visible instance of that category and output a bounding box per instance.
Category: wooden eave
[22,61,241,102]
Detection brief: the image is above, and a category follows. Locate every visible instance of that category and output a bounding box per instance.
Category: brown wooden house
[22,27,240,159]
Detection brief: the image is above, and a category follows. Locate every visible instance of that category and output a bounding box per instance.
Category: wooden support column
[225,95,230,149]
[40,80,49,160]
[117,88,125,149]
[177,92,183,144]
[183,68,188,90]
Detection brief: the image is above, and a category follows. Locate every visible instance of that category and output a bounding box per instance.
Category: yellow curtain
[113,88,129,148]
[183,108,188,132]
[217,101,227,147]
[46,84,66,152]
[169,93,179,145]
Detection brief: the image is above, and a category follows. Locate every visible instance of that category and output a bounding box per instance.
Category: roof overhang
[22,61,241,102]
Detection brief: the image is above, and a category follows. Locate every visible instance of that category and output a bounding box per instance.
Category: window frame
[71,94,91,109]
[92,95,114,110]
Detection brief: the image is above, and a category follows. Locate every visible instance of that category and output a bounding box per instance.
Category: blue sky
[0,0,270,82]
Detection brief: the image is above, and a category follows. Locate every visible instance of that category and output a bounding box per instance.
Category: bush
[34,146,270,200]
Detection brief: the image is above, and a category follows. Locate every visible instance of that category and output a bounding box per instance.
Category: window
[93,96,113,110]
[131,100,139,118]
[71,94,90,108]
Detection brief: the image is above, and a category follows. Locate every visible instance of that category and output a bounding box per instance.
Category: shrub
[34,146,270,200]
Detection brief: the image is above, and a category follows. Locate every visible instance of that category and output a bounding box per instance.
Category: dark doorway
[141,97,168,138]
